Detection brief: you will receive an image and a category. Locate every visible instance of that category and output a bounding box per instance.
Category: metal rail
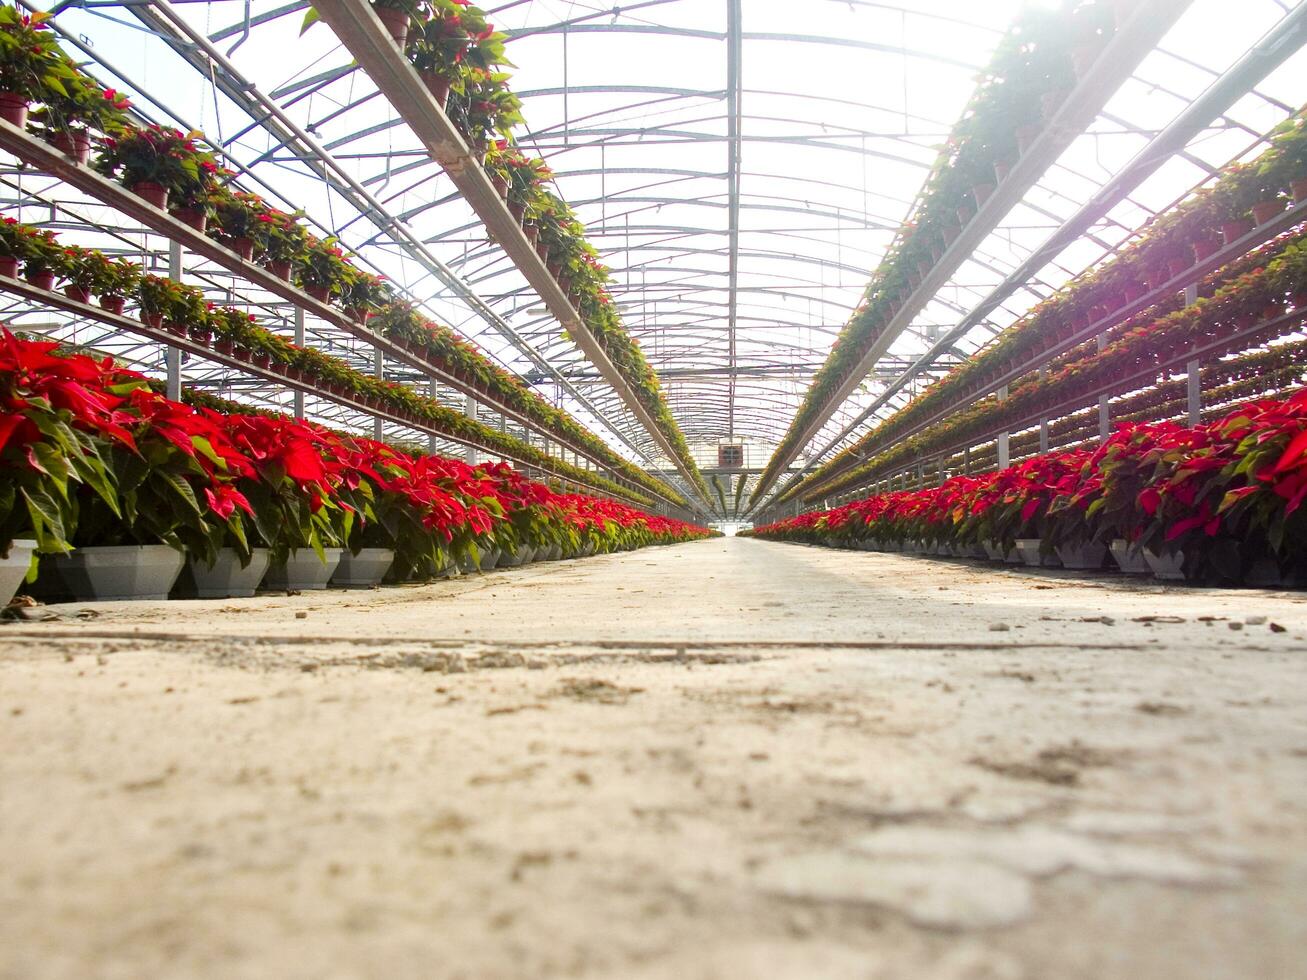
[747,0,1192,504]
[0,120,685,508]
[808,306,1307,501]
[132,0,691,508]
[307,0,711,507]
[765,4,1307,510]
[793,197,1307,501]
[0,276,658,505]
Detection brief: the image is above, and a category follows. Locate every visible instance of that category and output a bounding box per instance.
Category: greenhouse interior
[1,0,1306,975]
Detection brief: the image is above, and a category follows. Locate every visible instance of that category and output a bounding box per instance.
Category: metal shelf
[306,0,710,507]
[749,0,1192,503]
[0,118,679,505]
[809,305,1307,502]
[791,198,1307,501]
[0,275,656,506]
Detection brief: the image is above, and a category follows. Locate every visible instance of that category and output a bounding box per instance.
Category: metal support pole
[373,348,384,441]
[1184,284,1201,425]
[464,394,478,464]
[996,385,1010,470]
[165,240,182,401]
[963,446,971,476]
[292,307,305,420]
[1037,367,1049,453]
[427,378,438,455]
[1095,333,1110,441]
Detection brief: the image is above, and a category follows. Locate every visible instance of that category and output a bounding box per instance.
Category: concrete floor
[1,537,1305,979]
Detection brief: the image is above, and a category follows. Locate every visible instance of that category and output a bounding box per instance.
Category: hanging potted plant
[211,188,273,262]
[408,0,510,110]
[340,270,391,324]
[261,208,310,280]
[12,222,62,291]
[0,7,77,128]
[83,251,138,314]
[92,124,221,215]
[297,236,354,304]
[445,66,522,155]
[31,77,131,165]
[210,305,254,356]
[55,243,95,303]
[137,274,182,330]
[1268,114,1307,203]
[0,215,31,279]
[302,0,426,48]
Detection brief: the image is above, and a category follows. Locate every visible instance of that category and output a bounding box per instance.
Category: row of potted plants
[0,11,688,500]
[784,111,1307,503]
[0,217,672,505]
[371,302,684,504]
[751,0,1135,502]
[801,229,1307,501]
[0,329,714,605]
[477,143,706,494]
[744,385,1307,586]
[955,339,1307,470]
[0,7,386,313]
[301,0,708,494]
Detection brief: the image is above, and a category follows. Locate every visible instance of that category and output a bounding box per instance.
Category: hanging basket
[1251,198,1285,226]
[131,181,169,209]
[371,4,409,46]
[420,71,452,111]
[24,269,55,291]
[171,206,207,232]
[50,129,91,165]
[0,91,29,128]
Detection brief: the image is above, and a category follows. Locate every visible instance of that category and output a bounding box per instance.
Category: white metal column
[427,377,438,454]
[373,347,384,440]
[292,307,305,420]
[1184,284,1201,424]
[996,385,1010,470]
[165,240,182,401]
[464,394,478,464]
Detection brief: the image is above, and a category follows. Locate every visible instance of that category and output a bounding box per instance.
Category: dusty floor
[1,537,1306,979]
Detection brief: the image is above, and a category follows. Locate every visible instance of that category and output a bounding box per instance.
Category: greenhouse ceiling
[3,0,1307,518]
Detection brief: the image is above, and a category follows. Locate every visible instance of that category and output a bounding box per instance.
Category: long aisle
[2,539,1306,978]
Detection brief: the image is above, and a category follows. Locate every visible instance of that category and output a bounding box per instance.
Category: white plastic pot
[546,544,563,561]
[1109,539,1150,574]
[263,548,343,591]
[0,539,36,607]
[1144,548,1186,582]
[478,547,501,572]
[1245,558,1283,588]
[581,541,597,558]
[179,547,270,598]
[1056,542,1107,571]
[331,548,394,588]
[53,544,185,601]
[500,545,532,567]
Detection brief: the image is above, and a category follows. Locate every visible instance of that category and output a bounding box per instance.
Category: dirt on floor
[1,538,1305,979]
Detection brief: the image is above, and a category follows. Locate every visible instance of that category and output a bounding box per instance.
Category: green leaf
[158,469,203,516]
[20,484,68,553]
